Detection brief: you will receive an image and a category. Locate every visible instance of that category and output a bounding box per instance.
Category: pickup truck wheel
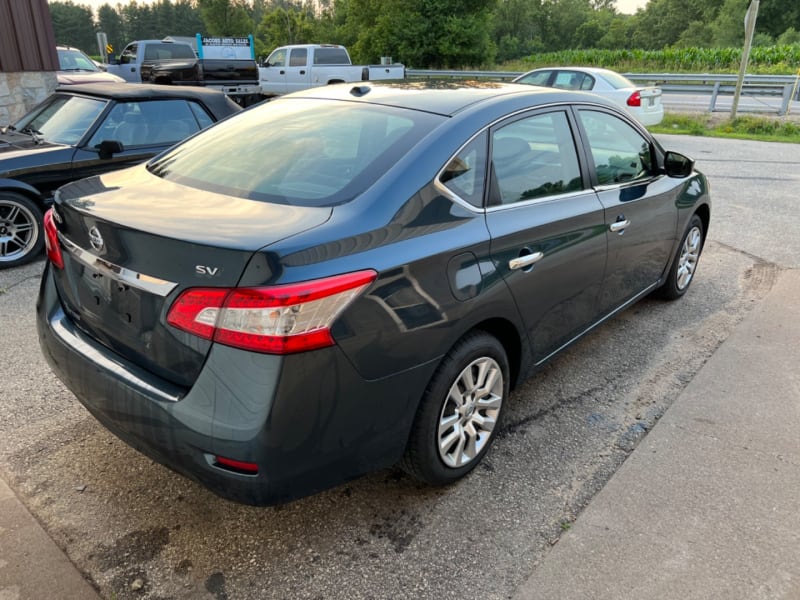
[401,331,508,485]
[0,192,44,269]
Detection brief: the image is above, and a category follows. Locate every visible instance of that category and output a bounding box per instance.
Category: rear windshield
[143,43,195,60]
[148,98,444,207]
[599,70,635,90]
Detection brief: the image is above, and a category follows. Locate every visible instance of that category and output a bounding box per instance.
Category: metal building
[0,0,59,124]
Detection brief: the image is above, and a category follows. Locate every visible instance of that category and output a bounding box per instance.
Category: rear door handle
[509,252,543,270]
[609,219,631,233]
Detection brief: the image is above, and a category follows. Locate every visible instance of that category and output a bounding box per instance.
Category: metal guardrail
[405,69,800,115]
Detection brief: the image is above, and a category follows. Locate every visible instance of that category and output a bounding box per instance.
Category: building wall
[0,0,59,124]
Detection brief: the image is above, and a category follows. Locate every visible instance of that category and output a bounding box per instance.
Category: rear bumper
[36,264,437,505]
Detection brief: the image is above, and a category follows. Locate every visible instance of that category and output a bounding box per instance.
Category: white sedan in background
[513,67,664,126]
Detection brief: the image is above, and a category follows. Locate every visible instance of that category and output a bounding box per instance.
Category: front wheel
[0,192,44,269]
[655,214,705,300]
[401,331,509,485]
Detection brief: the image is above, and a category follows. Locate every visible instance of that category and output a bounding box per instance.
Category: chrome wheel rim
[438,356,503,468]
[0,200,39,264]
[676,226,702,291]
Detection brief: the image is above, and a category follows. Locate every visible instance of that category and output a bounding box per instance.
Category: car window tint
[440,131,487,208]
[148,99,444,207]
[489,111,582,206]
[578,110,653,185]
[552,72,580,90]
[89,100,202,148]
[517,71,551,86]
[14,94,107,145]
[289,48,307,67]
[313,48,351,64]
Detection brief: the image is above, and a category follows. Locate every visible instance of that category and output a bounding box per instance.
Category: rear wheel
[401,331,509,485]
[0,192,44,269]
[656,214,704,300]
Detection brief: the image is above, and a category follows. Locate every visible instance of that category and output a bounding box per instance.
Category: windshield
[13,94,107,145]
[57,48,100,72]
[148,98,444,207]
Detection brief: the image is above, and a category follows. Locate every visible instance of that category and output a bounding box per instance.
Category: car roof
[282,80,614,117]
[54,83,241,117]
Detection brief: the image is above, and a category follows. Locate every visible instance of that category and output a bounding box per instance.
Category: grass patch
[649,113,800,143]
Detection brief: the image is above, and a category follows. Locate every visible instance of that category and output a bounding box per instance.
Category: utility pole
[731,0,759,120]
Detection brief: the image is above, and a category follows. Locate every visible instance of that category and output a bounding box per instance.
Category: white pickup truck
[258,44,405,97]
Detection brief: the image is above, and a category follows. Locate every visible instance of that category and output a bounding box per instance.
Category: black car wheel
[401,331,509,485]
[656,214,705,300]
[0,192,43,269]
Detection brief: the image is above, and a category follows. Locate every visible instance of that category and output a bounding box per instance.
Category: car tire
[0,192,44,269]
[401,330,509,485]
[655,214,704,300]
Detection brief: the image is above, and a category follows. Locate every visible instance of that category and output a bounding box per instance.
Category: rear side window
[289,48,307,67]
[313,48,350,65]
[143,43,195,61]
[148,98,444,207]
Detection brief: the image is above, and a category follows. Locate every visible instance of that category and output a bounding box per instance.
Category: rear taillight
[167,270,377,354]
[43,208,64,269]
[627,91,642,107]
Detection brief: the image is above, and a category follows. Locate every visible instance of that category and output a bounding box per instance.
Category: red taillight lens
[627,91,642,107]
[43,208,64,269]
[167,270,377,354]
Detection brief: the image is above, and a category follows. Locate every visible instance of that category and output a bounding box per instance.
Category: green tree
[49,2,97,51]
[198,0,254,36]
[97,4,126,54]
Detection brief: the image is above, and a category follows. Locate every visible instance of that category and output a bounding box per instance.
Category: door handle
[609,219,631,233]
[509,251,543,270]
[300,70,306,75]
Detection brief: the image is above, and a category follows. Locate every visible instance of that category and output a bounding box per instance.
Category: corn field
[513,44,800,74]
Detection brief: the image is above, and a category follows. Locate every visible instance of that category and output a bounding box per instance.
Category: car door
[260,47,288,95]
[483,109,608,362]
[574,108,678,313]
[115,42,141,82]
[284,47,310,93]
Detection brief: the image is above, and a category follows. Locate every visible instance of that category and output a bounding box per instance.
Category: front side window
[120,43,137,64]
[578,110,653,186]
[265,48,287,68]
[88,100,204,148]
[13,94,107,145]
[489,111,583,206]
[517,70,551,86]
[148,98,444,207]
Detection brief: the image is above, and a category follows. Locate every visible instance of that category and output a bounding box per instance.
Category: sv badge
[196,265,222,277]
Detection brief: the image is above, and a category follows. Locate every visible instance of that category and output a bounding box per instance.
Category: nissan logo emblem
[88,227,104,252]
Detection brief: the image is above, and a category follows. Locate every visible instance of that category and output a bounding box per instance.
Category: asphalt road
[1,134,798,600]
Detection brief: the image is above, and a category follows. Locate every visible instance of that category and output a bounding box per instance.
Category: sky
[57,0,650,16]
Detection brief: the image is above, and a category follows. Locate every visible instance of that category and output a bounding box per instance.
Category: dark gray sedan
[37,82,710,505]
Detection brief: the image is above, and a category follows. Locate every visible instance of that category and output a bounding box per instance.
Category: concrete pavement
[514,268,800,599]
[2,268,798,599]
[0,477,101,599]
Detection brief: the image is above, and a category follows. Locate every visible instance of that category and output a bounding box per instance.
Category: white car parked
[513,66,664,126]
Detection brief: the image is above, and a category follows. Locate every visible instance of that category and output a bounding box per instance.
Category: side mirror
[663,151,694,178]
[97,140,123,160]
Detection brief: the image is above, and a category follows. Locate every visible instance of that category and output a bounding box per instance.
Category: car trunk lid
[49,167,331,387]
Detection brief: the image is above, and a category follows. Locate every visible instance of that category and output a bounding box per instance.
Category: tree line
[49,0,800,69]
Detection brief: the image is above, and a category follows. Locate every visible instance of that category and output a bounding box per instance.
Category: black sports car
[38,81,710,505]
[0,83,241,268]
